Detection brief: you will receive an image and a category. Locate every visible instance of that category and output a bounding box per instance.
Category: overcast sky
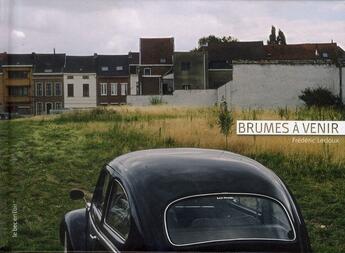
[0,0,344,55]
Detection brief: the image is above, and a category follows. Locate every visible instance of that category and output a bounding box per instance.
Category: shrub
[217,101,234,148]
[299,87,343,108]
[150,96,164,105]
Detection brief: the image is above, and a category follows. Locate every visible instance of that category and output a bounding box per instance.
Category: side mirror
[69,189,85,200]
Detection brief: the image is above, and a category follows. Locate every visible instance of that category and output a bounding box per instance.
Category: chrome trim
[2,65,33,67]
[163,192,297,247]
[208,68,232,71]
[89,211,119,253]
[33,73,64,76]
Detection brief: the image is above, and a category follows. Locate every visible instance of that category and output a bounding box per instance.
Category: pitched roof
[207,41,265,63]
[0,53,34,66]
[96,55,129,76]
[33,53,66,73]
[64,55,96,73]
[264,43,343,61]
[140,38,174,64]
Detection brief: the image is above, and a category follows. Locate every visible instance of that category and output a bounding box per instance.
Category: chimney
[53,48,56,55]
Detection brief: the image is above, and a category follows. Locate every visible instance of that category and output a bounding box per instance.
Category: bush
[150,96,164,105]
[217,101,234,148]
[299,87,343,108]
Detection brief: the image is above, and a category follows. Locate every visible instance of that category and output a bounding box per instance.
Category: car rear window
[165,194,295,246]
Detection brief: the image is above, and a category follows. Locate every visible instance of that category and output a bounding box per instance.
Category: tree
[277,29,287,45]
[267,26,277,45]
[299,87,342,108]
[217,101,234,149]
[192,35,238,51]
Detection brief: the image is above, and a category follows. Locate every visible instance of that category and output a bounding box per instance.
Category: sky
[0,0,344,55]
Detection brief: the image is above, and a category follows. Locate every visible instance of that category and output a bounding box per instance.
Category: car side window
[93,170,111,214]
[105,180,130,240]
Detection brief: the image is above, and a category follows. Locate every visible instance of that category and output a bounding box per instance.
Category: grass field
[1,106,345,252]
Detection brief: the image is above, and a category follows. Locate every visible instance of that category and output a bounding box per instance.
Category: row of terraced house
[1,37,345,115]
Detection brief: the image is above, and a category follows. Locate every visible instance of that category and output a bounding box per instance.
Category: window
[45,83,53,96]
[106,180,130,240]
[116,66,123,71]
[100,83,107,96]
[55,82,62,96]
[93,170,111,215]
[82,75,89,79]
[160,58,167,63]
[111,83,117,96]
[143,68,151,76]
[121,83,127,96]
[67,84,74,97]
[44,69,52,73]
[36,102,43,115]
[181,62,191,71]
[83,84,89,97]
[165,194,295,246]
[36,83,43,96]
[8,86,28,96]
[8,71,28,79]
[101,66,109,71]
[322,52,329,58]
[67,75,74,79]
[182,84,191,90]
[55,102,62,109]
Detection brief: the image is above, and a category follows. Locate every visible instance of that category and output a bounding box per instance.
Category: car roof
[108,148,293,210]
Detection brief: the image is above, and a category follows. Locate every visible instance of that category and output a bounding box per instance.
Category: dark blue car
[60,148,311,252]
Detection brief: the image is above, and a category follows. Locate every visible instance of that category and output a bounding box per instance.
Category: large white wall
[220,64,341,108]
[63,73,97,109]
[127,90,217,106]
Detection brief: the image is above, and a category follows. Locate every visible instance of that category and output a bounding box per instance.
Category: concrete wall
[219,63,341,108]
[127,89,217,106]
[64,73,97,109]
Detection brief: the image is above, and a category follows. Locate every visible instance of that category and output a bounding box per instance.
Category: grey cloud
[0,0,344,54]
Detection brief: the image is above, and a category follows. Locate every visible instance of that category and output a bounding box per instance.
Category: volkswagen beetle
[60,148,311,252]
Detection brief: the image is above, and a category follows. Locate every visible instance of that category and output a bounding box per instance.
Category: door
[87,169,112,252]
[46,103,52,114]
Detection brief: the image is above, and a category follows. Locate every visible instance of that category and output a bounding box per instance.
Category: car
[60,148,311,252]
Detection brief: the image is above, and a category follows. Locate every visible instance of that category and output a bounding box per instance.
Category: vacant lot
[1,106,345,252]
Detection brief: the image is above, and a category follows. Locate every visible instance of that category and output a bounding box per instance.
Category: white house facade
[63,73,97,109]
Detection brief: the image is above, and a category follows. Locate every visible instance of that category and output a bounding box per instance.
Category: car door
[87,169,113,252]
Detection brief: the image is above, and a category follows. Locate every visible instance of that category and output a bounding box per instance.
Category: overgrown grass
[1,106,345,252]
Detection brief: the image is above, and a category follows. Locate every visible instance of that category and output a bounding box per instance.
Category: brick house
[0,53,34,115]
[138,38,174,95]
[0,53,5,112]
[32,53,66,114]
[96,54,129,105]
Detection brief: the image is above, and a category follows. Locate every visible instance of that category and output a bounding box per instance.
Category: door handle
[90,234,97,240]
